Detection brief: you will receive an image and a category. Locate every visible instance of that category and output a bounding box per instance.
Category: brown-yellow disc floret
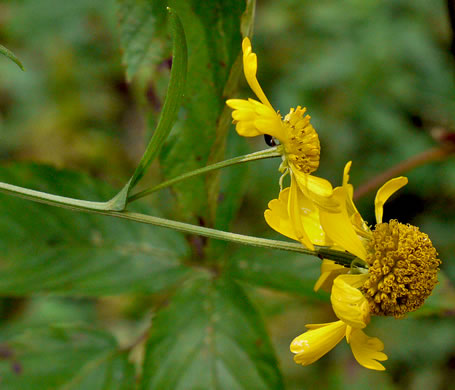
[282,106,320,174]
[362,219,441,318]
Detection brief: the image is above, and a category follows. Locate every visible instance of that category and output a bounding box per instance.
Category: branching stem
[128,147,282,202]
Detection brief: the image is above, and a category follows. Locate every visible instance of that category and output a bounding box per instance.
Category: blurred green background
[1,0,455,389]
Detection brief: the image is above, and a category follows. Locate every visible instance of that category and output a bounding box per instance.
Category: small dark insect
[264,134,276,147]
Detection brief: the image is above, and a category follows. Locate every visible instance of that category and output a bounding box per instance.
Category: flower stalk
[128,146,281,202]
[106,210,357,267]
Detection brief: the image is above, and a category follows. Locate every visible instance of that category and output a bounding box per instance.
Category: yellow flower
[266,162,441,370]
[318,162,441,318]
[264,175,332,250]
[226,38,336,215]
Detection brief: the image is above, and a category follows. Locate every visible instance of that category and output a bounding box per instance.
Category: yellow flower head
[319,162,441,318]
[266,162,441,370]
[228,37,338,248]
[226,38,320,176]
[226,38,338,216]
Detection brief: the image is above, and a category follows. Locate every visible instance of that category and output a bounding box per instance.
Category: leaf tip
[0,44,25,71]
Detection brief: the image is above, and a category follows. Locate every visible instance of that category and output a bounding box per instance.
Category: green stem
[0,147,358,266]
[0,181,117,211]
[99,211,356,267]
[0,178,356,265]
[127,146,282,202]
[0,148,281,212]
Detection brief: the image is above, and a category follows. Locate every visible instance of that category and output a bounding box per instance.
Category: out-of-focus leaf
[0,44,24,70]
[0,325,134,389]
[0,164,190,296]
[374,315,455,367]
[140,274,284,390]
[159,0,246,225]
[227,245,326,300]
[206,134,250,256]
[116,0,167,81]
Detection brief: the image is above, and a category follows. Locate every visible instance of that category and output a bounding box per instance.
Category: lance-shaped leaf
[127,8,187,191]
[0,325,134,389]
[140,274,284,390]
[0,44,24,71]
[109,8,187,211]
[0,164,190,296]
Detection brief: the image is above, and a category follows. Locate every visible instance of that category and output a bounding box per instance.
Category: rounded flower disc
[362,220,441,318]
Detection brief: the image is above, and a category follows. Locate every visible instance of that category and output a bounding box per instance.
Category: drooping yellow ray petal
[298,208,329,247]
[305,323,333,330]
[342,162,360,216]
[348,328,388,371]
[331,274,370,328]
[241,37,273,109]
[288,174,314,250]
[265,181,331,249]
[291,181,331,247]
[374,176,408,224]
[319,187,368,260]
[290,321,347,366]
[313,259,349,292]
[264,188,299,241]
[293,172,339,212]
[339,162,371,237]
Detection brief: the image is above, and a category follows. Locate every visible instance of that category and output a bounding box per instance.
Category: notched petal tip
[343,161,353,186]
[348,328,388,371]
[264,188,299,242]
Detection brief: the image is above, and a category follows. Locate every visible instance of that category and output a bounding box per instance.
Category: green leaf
[140,274,284,390]
[109,7,188,211]
[116,0,167,81]
[127,8,188,192]
[0,163,190,296]
[227,245,326,299]
[0,325,134,389]
[0,44,24,71]
[159,0,246,225]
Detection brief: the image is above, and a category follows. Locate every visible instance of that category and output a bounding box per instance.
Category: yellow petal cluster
[226,38,321,178]
[266,161,440,370]
[226,38,337,219]
[290,268,388,370]
[227,37,440,371]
